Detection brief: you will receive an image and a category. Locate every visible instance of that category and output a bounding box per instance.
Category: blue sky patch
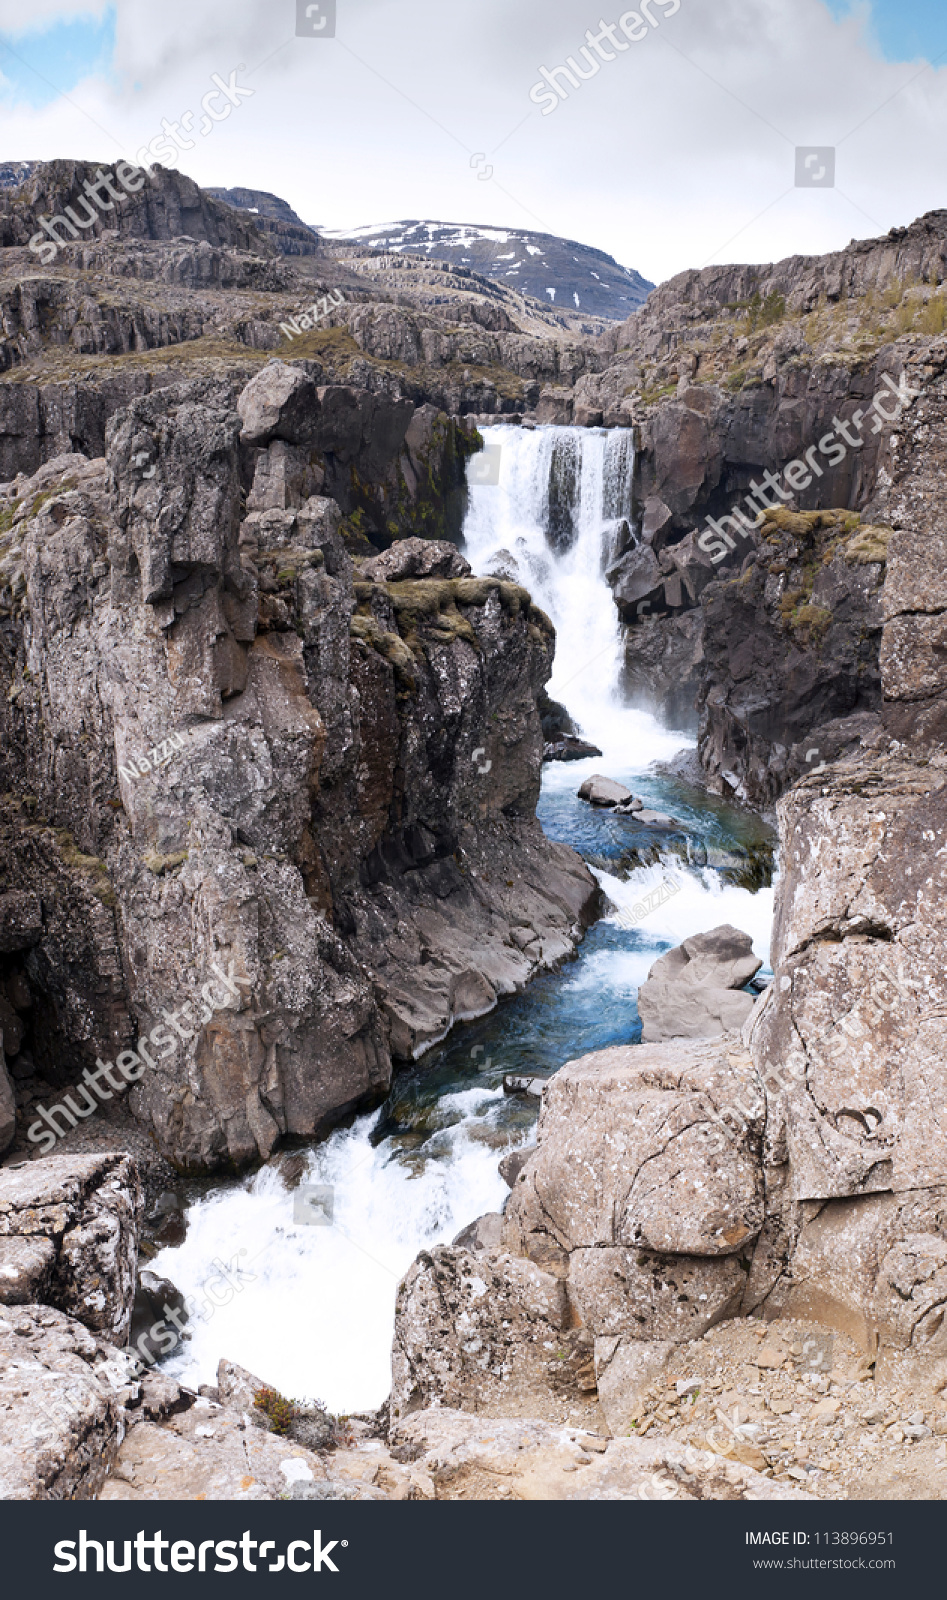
[0,9,116,107]
[825,0,947,64]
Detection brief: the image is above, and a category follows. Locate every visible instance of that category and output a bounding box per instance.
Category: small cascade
[462,424,680,764]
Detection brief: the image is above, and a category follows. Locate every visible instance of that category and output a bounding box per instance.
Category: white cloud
[1,0,945,286]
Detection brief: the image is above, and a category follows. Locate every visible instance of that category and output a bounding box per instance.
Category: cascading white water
[463,425,685,766]
[151,425,774,1416]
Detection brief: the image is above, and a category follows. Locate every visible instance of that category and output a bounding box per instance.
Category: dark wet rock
[543,736,603,763]
[537,689,578,742]
[130,1270,187,1364]
[502,1075,546,1099]
[499,1147,535,1188]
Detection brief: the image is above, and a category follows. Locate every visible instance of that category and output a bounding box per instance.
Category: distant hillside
[205,186,322,256]
[0,162,40,190]
[321,220,653,320]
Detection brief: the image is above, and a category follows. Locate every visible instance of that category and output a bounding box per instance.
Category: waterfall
[150,426,773,1417]
[463,425,685,765]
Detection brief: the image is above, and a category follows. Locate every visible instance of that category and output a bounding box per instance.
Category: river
[151,424,775,1415]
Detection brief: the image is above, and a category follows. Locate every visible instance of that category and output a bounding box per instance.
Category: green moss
[31,479,77,517]
[144,849,189,875]
[349,613,417,685]
[778,587,806,625]
[253,1386,298,1436]
[843,523,893,564]
[640,381,678,405]
[790,603,833,646]
[760,507,850,539]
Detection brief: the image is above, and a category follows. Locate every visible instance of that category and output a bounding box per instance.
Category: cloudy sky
[1,0,946,286]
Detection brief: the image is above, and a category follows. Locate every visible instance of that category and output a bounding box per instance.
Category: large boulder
[647,926,762,992]
[607,543,664,617]
[0,1154,141,1343]
[637,925,762,1043]
[577,775,633,808]
[237,360,318,447]
[503,1039,765,1261]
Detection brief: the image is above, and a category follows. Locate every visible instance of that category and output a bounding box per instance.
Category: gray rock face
[360,538,471,582]
[0,1303,128,1500]
[0,161,270,254]
[696,509,888,807]
[391,1245,569,1425]
[747,748,947,1195]
[503,1040,765,1261]
[622,610,704,729]
[637,925,762,1044]
[0,1154,141,1343]
[0,381,598,1168]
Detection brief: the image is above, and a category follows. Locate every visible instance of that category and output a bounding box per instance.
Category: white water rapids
[152,426,774,1414]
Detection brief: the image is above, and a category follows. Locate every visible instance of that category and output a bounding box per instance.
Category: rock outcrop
[0,1154,141,1342]
[0,1304,129,1500]
[0,374,598,1168]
